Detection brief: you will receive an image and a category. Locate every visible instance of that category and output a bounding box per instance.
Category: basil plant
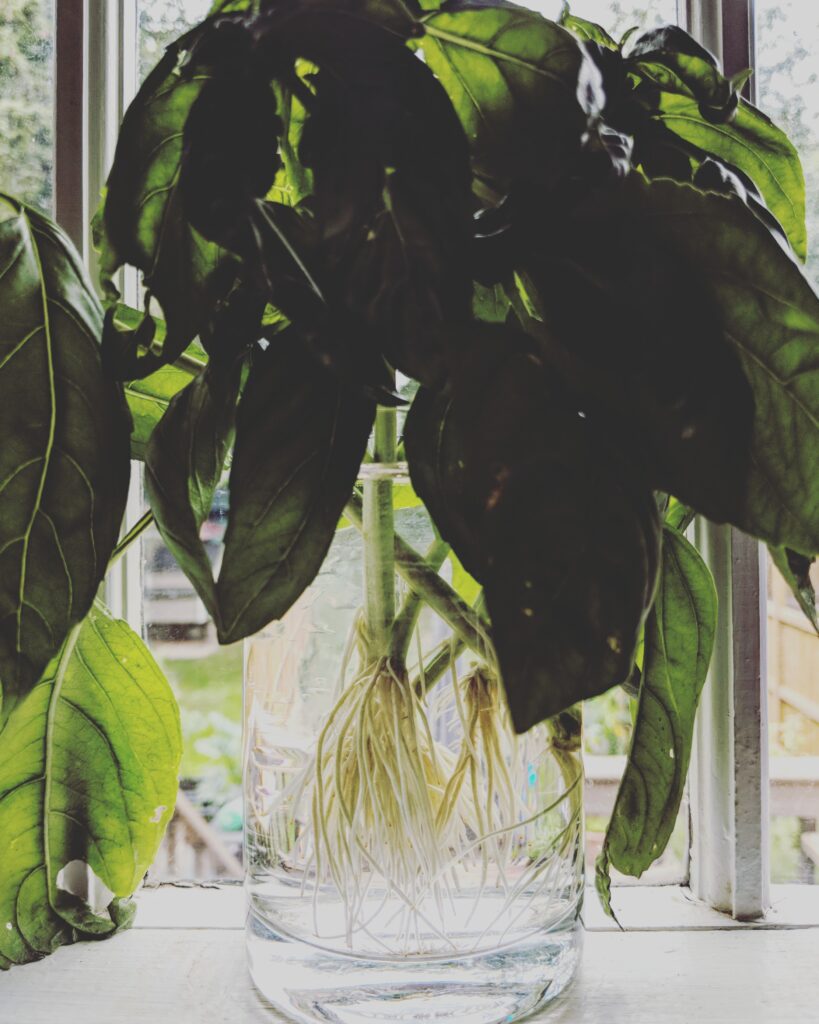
[1,0,817,965]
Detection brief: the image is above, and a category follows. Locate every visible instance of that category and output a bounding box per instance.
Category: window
[34,0,813,916]
[0,0,54,213]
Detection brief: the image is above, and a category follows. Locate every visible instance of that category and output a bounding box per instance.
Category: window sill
[1,885,817,1024]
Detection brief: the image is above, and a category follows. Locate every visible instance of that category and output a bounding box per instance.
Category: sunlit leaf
[0,602,181,966]
[0,197,130,712]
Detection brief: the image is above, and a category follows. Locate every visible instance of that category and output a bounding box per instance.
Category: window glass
[530,0,678,38]
[0,0,54,213]
[139,0,211,81]
[137,0,243,883]
[757,0,819,886]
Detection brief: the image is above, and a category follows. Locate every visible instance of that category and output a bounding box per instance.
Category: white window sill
[1,885,818,1023]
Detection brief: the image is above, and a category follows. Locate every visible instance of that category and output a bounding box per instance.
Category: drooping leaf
[113,305,208,459]
[516,176,755,526]
[596,526,716,912]
[420,3,604,186]
[216,330,375,643]
[295,21,473,386]
[95,38,237,378]
[0,197,131,712]
[559,6,617,50]
[145,365,240,624]
[0,602,181,966]
[633,178,819,555]
[769,546,818,635]
[636,77,806,259]
[405,326,660,731]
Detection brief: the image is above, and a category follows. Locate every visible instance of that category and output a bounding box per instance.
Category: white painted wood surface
[1,887,818,1024]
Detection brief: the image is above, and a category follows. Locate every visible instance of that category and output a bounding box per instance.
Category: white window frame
[51,0,809,924]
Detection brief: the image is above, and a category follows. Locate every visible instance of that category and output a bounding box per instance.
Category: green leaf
[516,177,755,527]
[145,364,240,626]
[216,332,375,643]
[769,546,818,635]
[643,85,807,260]
[95,40,236,377]
[405,326,661,731]
[665,497,695,533]
[634,178,819,555]
[598,526,716,905]
[0,197,131,712]
[0,602,181,966]
[420,3,603,186]
[559,7,617,49]
[115,305,208,460]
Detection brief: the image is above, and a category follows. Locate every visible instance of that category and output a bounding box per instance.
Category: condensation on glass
[0,0,55,212]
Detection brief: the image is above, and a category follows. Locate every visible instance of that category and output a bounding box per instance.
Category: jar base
[246,904,582,1024]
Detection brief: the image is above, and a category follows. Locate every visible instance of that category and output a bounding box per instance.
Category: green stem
[389,537,450,663]
[346,491,490,659]
[109,509,154,568]
[362,407,397,658]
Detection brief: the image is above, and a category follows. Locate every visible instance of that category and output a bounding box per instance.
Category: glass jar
[243,469,583,1024]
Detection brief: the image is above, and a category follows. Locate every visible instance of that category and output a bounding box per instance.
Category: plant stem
[346,492,490,659]
[389,537,450,663]
[362,407,397,658]
[108,509,154,568]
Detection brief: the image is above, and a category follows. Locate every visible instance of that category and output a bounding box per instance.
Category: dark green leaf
[559,7,617,49]
[216,331,375,643]
[420,4,603,186]
[115,305,208,459]
[0,197,130,712]
[769,546,818,635]
[597,526,716,906]
[633,178,819,554]
[145,364,240,625]
[0,602,181,966]
[516,177,755,526]
[636,78,806,259]
[95,40,236,377]
[405,326,660,731]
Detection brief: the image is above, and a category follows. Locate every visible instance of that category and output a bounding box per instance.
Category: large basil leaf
[145,365,240,625]
[420,3,603,186]
[216,331,375,643]
[516,177,754,527]
[406,326,660,731]
[634,178,819,555]
[95,39,235,377]
[0,198,131,712]
[769,546,818,635]
[0,602,181,966]
[635,71,806,259]
[596,526,716,914]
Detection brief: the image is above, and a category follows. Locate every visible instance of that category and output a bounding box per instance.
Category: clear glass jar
[243,477,583,1024]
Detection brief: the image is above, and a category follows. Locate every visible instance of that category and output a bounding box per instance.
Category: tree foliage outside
[0,0,53,213]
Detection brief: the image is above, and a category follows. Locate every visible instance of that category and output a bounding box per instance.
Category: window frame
[52,0,786,922]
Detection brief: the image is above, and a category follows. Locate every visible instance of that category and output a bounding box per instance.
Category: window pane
[757,2,819,885]
[0,0,54,213]
[530,0,678,36]
[139,0,211,82]
[137,0,243,883]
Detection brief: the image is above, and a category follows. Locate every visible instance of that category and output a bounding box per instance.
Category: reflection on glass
[0,0,54,212]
